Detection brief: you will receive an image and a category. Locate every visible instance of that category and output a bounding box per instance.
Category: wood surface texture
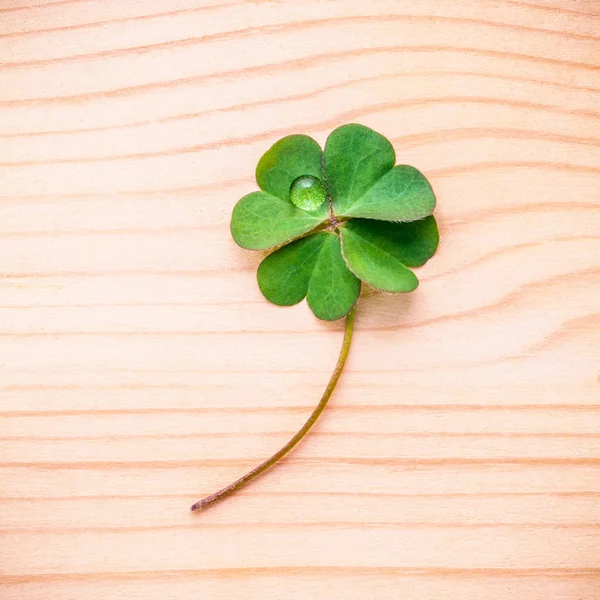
[1,0,599,598]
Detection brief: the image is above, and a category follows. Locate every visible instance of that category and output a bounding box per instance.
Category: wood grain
[1,1,599,598]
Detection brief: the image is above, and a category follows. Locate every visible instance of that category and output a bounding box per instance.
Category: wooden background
[1,1,599,598]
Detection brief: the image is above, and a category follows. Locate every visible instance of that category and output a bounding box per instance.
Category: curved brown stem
[190,308,356,512]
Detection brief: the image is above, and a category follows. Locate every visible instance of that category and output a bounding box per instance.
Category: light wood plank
[1,1,599,598]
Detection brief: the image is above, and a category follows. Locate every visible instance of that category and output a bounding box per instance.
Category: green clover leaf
[193,124,441,512]
[230,123,438,320]
[257,232,361,321]
[230,135,329,250]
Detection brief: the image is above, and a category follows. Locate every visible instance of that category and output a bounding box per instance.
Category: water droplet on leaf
[289,175,327,211]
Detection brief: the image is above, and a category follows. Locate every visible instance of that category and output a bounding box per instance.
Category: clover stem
[190,308,356,512]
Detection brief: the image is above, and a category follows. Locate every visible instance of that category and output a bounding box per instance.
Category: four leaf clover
[230,123,439,320]
[192,124,441,512]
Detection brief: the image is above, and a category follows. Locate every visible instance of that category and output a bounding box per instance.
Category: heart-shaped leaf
[231,191,327,250]
[257,232,327,306]
[340,165,436,222]
[340,216,439,292]
[324,123,395,216]
[256,134,324,202]
[257,232,360,320]
[307,233,361,321]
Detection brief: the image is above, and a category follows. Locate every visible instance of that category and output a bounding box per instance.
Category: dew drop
[289,175,327,211]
